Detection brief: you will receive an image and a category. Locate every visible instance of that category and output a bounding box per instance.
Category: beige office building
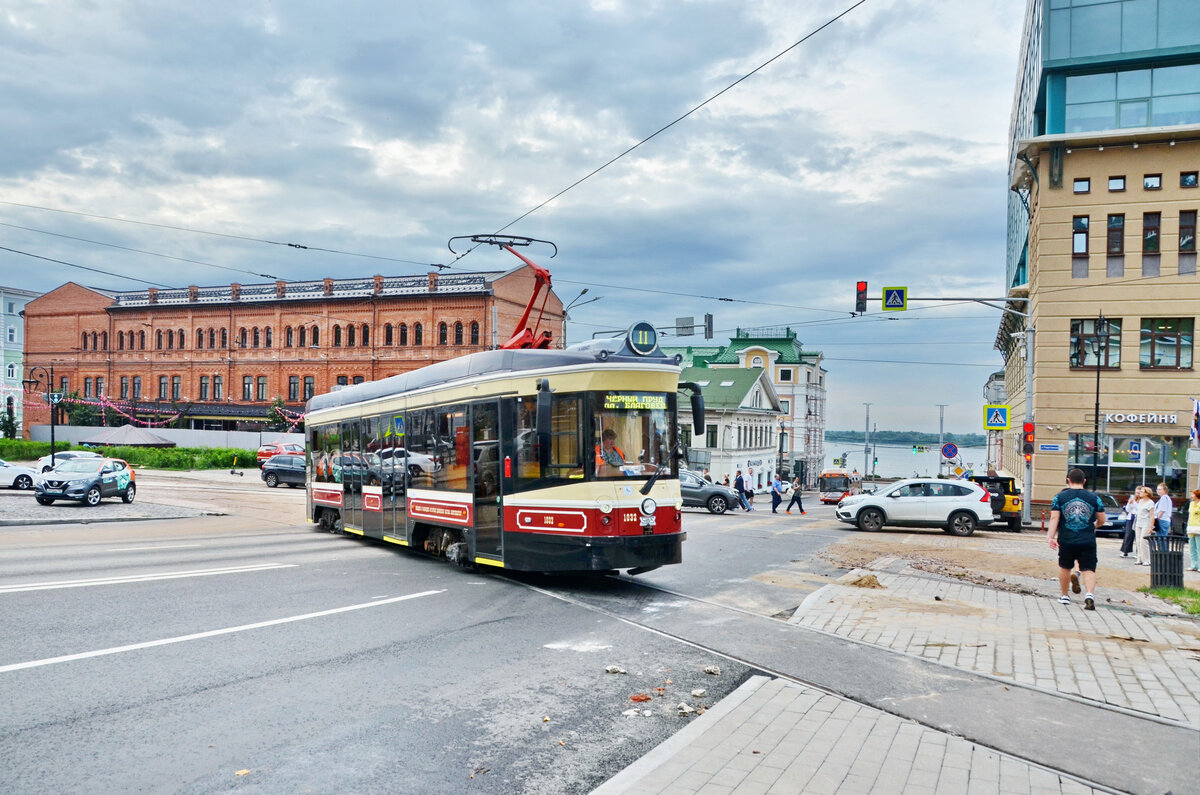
[1003,125,1200,506]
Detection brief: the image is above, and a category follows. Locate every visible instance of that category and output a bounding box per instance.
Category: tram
[304,322,705,574]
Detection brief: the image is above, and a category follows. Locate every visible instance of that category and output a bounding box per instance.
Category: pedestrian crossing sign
[983,404,1010,430]
[383,415,405,438]
[882,287,907,311]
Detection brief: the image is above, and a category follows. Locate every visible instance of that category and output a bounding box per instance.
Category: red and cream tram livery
[304,323,704,574]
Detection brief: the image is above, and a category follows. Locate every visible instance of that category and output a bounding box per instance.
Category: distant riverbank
[825,430,986,448]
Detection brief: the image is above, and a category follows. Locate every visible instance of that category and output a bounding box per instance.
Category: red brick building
[22,267,564,433]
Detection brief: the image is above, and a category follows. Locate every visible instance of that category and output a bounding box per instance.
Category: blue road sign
[393,415,405,437]
[882,287,908,311]
[1129,440,1141,461]
[941,443,958,459]
[983,404,1010,430]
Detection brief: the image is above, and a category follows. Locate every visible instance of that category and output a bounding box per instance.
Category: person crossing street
[785,476,807,514]
[770,473,784,513]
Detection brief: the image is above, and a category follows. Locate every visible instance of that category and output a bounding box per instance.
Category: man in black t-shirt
[1048,468,1106,610]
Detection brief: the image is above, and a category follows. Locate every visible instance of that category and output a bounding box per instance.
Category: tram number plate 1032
[641,515,656,534]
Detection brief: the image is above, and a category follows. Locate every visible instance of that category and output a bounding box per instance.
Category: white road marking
[0,590,444,674]
[0,563,297,594]
[105,544,204,551]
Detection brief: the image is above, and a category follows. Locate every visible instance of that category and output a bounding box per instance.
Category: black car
[680,469,741,514]
[34,457,136,506]
[1096,492,1128,537]
[261,455,306,488]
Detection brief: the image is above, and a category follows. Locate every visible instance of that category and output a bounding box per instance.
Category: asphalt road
[0,506,763,793]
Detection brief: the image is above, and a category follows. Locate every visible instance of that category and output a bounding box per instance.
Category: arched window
[286,326,294,348]
[311,326,319,346]
[220,328,228,348]
[100,331,108,350]
[454,322,463,345]
[238,328,247,348]
[196,329,204,349]
[91,332,98,350]
[156,330,164,350]
[346,325,354,347]
[139,330,146,350]
[398,324,407,346]
[264,327,272,348]
[166,330,174,350]
[252,327,260,348]
[6,363,15,379]
[384,324,393,346]
[361,324,369,346]
[118,333,125,351]
[208,328,215,348]
[438,323,448,346]
[333,325,342,347]
[470,321,480,346]
[751,355,764,368]
[413,323,422,346]
[177,329,184,349]
[298,326,306,348]
[81,332,88,351]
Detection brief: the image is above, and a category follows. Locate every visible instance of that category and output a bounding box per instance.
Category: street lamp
[1088,313,1111,489]
[22,365,56,470]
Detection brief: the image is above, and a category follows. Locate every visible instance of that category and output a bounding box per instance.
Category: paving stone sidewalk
[594,676,1105,795]
[789,568,1200,728]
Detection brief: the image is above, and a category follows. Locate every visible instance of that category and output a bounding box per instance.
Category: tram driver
[595,428,627,476]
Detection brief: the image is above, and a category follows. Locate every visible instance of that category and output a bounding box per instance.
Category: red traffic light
[854,281,868,313]
[856,281,867,292]
[1023,421,1034,434]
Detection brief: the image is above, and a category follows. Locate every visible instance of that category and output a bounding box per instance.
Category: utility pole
[862,403,871,477]
[871,422,878,479]
[936,404,947,477]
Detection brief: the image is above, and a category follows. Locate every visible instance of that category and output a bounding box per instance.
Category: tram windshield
[820,475,851,492]
[592,391,673,479]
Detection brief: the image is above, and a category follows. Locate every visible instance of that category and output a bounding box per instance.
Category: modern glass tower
[1007,0,1200,289]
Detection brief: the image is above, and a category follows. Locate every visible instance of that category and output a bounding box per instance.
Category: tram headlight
[640,497,656,516]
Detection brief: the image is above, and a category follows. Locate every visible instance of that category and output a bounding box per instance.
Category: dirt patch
[749,570,832,591]
[820,535,1182,601]
[839,572,884,589]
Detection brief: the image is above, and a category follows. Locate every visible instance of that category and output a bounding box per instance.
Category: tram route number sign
[603,392,667,411]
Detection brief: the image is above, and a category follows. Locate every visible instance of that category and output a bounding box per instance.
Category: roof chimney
[188,285,199,302]
[427,272,439,292]
[373,274,385,294]
[147,288,158,304]
[275,280,287,298]
[323,278,334,296]
[230,283,241,300]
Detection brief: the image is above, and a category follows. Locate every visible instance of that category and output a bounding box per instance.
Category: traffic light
[855,281,868,314]
[703,313,714,340]
[1022,421,1035,463]
[912,445,918,454]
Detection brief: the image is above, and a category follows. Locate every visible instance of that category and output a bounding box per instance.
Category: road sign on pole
[941,443,958,459]
[49,392,63,405]
[983,404,1010,430]
[882,287,907,311]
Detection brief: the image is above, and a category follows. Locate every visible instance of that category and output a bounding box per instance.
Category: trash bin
[1148,534,1186,589]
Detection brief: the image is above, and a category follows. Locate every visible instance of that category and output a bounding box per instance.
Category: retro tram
[303,323,704,573]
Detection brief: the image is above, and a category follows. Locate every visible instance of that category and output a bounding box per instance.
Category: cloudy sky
[1,0,1022,433]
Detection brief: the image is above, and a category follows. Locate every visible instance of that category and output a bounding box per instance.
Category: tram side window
[406,409,434,489]
[433,404,469,492]
[514,395,584,486]
[311,425,338,483]
[363,416,384,490]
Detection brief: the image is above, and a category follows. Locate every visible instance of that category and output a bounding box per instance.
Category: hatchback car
[261,454,306,488]
[0,458,37,490]
[680,469,742,514]
[34,457,136,506]
[34,449,101,473]
[1095,492,1128,537]
[836,478,995,536]
[257,442,305,466]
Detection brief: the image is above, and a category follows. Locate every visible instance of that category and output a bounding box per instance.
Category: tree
[62,392,99,427]
[1,402,16,439]
[266,395,289,431]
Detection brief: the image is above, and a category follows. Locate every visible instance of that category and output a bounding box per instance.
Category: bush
[0,439,53,461]
[0,440,260,471]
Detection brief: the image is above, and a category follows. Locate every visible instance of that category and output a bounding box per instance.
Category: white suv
[835,478,995,536]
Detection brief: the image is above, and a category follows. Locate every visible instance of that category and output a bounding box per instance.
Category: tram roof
[305,346,678,416]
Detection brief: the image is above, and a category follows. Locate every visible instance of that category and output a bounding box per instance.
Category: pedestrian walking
[1186,489,1200,572]
[702,468,712,483]
[770,473,784,513]
[1119,491,1137,557]
[722,474,730,487]
[1154,483,1174,535]
[746,467,756,509]
[1132,485,1156,565]
[785,476,807,514]
[1047,468,1105,610]
[733,470,752,511]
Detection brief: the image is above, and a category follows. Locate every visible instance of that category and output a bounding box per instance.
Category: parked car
[257,442,305,466]
[376,446,439,476]
[34,457,136,506]
[1095,492,1128,537]
[34,449,101,473]
[835,478,995,536]
[261,454,306,488]
[0,458,37,490]
[968,474,1023,531]
[680,469,742,514]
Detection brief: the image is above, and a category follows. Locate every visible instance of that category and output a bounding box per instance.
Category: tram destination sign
[603,392,667,411]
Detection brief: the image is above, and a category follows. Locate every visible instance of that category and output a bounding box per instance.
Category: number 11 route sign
[983,404,1011,430]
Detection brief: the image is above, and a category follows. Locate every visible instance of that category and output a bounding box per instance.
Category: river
[823,442,990,479]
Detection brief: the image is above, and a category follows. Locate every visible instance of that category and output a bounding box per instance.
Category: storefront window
[1068,433,1189,495]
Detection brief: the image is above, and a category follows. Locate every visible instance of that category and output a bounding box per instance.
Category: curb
[591,675,770,794]
[0,510,225,527]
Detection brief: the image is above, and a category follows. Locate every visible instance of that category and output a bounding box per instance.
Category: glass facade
[1064,64,1200,132]
[1068,432,1190,495]
[1048,0,1200,61]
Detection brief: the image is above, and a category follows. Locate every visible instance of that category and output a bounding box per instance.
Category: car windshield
[55,459,103,474]
[1096,493,1121,508]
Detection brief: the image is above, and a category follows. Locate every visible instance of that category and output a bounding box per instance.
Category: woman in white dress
[1133,485,1156,565]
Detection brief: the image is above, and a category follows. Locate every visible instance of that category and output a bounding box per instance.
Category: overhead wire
[0,245,172,288]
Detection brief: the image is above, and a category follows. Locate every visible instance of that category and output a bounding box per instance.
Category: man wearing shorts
[1047,468,1106,610]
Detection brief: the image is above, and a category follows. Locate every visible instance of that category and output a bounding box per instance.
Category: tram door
[386,412,407,541]
[473,401,502,558]
[341,420,362,532]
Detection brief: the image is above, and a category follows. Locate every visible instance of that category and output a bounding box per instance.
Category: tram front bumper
[504,531,686,573]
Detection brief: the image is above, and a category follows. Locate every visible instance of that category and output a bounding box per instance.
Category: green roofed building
[666,326,826,487]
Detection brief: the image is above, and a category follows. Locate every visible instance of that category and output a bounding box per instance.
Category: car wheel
[122,484,136,504]
[13,475,33,490]
[408,464,423,477]
[35,496,54,505]
[706,494,728,515]
[948,511,977,537]
[265,473,279,488]
[84,486,102,507]
[857,508,884,532]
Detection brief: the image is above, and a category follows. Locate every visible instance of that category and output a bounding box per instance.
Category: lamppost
[1088,313,1111,489]
[22,365,56,469]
